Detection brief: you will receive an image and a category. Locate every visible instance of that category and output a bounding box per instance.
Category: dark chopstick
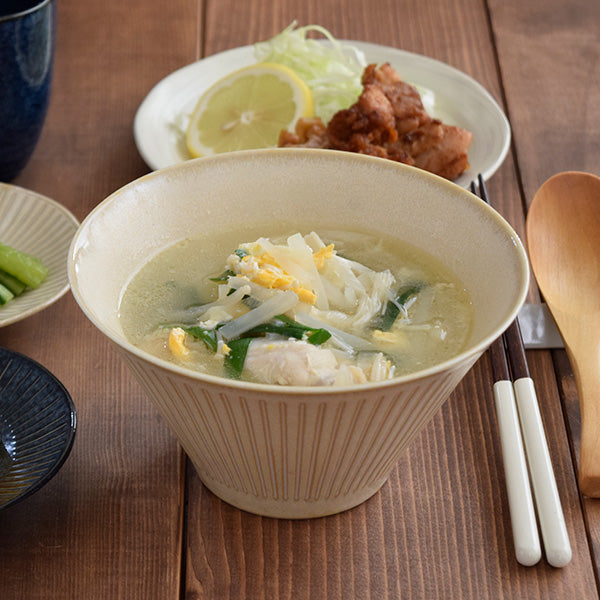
[488,332,511,383]
[472,175,531,380]
[471,174,570,567]
[472,174,540,565]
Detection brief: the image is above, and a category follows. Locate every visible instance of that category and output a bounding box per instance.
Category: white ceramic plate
[134,41,511,188]
[0,184,79,327]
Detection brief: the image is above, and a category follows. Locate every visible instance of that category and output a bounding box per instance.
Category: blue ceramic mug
[0,0,55,182]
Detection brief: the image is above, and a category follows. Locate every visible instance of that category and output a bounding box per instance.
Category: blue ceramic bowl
[0,347,76,510]
[0,0,55,182]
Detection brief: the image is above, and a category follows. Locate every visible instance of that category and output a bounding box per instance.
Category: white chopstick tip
[493,380,542,567]
[513,376,572,569]
[516,544,542,566]
[546,546,572,568]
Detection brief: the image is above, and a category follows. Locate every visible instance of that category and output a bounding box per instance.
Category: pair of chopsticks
[470,175,571,568]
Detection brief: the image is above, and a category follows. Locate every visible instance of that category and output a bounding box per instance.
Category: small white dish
[0,184,79,327]
[134,41,511,188]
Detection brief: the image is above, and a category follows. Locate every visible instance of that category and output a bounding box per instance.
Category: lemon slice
[186,63,314,157]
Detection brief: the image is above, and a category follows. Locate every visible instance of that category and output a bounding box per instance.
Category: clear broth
[119,225,473,383]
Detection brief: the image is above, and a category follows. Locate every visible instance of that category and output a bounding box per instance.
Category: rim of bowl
[0,0,52,22]
[68,149,530,396]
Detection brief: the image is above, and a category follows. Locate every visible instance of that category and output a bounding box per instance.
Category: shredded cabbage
[254,22,366,122]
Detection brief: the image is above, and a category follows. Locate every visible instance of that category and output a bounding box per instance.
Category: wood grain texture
[490,0,600,584]
[553,349,600,582]
[12,0,199,219]
[0,1,196,598]
[0,0,598,598]
[526,173,600,496]
[180,0,597,598]
[488,0,600,204]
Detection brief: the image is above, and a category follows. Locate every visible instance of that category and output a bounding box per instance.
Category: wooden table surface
[1,0,599,598]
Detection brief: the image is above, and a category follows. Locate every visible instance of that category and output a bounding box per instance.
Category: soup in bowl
[119,227,475,386]
[68,149,529,518]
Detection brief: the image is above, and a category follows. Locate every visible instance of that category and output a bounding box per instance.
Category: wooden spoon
[526,171,600,497]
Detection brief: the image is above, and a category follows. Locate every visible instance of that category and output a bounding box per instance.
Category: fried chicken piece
[279,63,473,181]
[278,117,328,148]
[325,83,413,163]
[280,81,412,162]
[406,122,473,181]
[361,63,429,135]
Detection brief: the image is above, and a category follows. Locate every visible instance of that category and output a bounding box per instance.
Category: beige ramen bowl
[68,149,529,519]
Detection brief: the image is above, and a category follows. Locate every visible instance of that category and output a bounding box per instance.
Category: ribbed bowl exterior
[118,345,480,518]
[68,150,530,519]
[0,347,76,509]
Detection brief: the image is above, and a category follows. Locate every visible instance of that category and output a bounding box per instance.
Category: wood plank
[182,0,597,597]
[1,0,595,597]
[488,0,600,203]
[13,0,199,217]
[489,0,600,580]
[553,350,600,578]
[0,1,197,598]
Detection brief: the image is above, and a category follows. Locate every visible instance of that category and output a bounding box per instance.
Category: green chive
[209,269,235,282]
[0,282,15,305]
[306,328,331,345]
[243,315,331,344]
[184,326,218,352]
[377,284,422,331]
[224,337,253,378]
